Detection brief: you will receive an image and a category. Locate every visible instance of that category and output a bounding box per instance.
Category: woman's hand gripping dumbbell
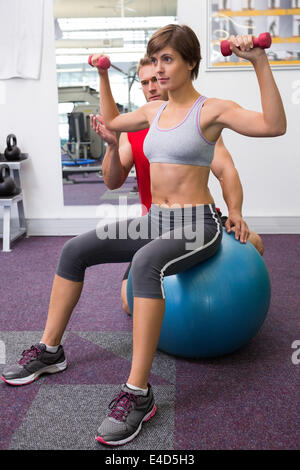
[88,54,111,74]
[220,33,272,62]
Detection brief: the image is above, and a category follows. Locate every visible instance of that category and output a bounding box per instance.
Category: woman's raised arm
[215,35,287,138]
[91,55,151,133]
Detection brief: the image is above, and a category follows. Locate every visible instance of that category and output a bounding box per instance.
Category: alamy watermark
[95,196,205,250]
[0,340,5,364]
[291,340,300,365]
[291,80,300,104]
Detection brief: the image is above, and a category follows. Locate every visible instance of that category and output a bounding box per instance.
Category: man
[91,55,264,315]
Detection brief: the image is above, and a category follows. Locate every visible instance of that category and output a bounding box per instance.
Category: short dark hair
[147,24,201,81]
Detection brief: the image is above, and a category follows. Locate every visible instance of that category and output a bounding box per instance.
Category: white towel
[0,0,44,80]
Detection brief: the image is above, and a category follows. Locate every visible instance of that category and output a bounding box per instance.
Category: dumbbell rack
[0,154,28,252]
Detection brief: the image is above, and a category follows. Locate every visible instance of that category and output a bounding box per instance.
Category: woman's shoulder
[201,97,238,119]
[143,99,166,110]
[205,96,238,109]
[142,99,166,120]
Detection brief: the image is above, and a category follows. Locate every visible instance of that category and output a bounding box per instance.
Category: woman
[2,25,286,447]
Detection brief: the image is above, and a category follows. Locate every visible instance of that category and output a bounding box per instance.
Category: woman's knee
[57,236,88,281]
[130,250,163,298]
[131,250,158,277]
[60,237,84,263]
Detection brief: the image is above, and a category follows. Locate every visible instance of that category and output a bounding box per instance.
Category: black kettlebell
[0,164,17,197]
[4,134,21,161]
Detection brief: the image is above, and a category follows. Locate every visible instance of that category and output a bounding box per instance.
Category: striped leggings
[56,203,222,299]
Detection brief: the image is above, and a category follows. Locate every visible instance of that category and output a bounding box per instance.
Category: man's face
[138,64,168,103]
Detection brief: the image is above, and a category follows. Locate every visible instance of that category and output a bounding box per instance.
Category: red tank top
[127,129,152,216]
[127,129,222,217]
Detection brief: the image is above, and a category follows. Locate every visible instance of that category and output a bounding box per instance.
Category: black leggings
[56,203,222,299]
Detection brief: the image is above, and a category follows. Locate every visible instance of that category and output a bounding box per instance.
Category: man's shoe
[1,343,67,385]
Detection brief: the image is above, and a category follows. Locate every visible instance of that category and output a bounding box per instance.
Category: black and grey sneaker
[96,383,157,446]
[1,343,67,386]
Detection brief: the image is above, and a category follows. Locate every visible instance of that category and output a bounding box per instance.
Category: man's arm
[102,132,134,189]
[90,114,134,189]
[211,136,243,214]
[211,136,249,243]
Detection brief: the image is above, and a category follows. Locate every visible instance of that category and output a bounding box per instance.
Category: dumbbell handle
[220,32,272,57]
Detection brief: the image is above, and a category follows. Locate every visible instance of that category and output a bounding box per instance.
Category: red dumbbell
[220,32,272,57]
[88,55,111,70]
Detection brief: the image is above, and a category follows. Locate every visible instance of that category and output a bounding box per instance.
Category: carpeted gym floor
[0,233,299,450]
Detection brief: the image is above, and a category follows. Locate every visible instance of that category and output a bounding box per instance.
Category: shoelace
[108,391,138,422]
[18,345,42,366]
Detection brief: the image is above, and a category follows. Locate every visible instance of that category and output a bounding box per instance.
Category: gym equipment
[67,111,93,159]
[220,32,272,57]
[70,104,104,160]
[58,88,104,162]
[58,86,100,105]
[88,55,111,70]
[0,157,27,251]
[0,164,18,197]
[4,134,21,161]
[126,228,271,358]
[61,111,104,184]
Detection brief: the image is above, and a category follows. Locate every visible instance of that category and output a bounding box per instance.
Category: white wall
[0,0,299,235]
[0,0,105,233]
[178,0,300,232]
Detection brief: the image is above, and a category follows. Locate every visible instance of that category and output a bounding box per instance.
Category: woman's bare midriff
[150,163,215,207]
[146,97,221,208]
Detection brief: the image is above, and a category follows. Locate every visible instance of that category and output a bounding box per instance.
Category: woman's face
[150,46,194,92]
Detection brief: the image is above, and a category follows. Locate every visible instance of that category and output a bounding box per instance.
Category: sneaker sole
[95,404,157,447]
[1,360,68,386]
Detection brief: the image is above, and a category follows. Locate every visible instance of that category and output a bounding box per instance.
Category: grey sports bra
[143,95,216,167]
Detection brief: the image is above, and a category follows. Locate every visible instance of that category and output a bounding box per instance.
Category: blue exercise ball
[126,228,271,358]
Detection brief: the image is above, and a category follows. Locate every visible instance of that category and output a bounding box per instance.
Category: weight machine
[59,63,138,185]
